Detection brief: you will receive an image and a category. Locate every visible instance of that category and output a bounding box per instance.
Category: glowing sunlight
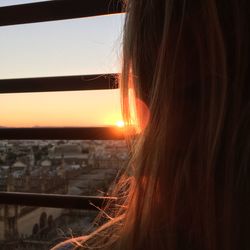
[116,120,125,128]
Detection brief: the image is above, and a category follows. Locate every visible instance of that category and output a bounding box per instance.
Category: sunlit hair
[52,0,250,249]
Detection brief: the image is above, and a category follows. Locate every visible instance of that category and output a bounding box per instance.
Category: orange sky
[0,90,123,128]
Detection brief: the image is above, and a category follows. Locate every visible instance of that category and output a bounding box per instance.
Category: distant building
[49,144,88,167]
[0,158,68,241]
[0,170,67,241]
[40,159,52,168]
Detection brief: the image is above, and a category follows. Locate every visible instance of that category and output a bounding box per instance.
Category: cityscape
[0,139,129,249]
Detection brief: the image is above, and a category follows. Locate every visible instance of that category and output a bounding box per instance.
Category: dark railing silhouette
[0,0,124,26]
[0,192,116,210]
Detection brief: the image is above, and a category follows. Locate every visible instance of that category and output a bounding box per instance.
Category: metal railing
[0,74,118,93]
[0,192,116,210]
[0,0,124,26]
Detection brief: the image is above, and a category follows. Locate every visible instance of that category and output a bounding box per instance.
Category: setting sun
[116,120,125,127]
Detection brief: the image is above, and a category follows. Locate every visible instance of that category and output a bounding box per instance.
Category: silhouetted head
[52,1,250,249]
[120,1,250,250]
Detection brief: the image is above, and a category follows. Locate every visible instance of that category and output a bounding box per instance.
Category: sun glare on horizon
[0,90,123,128]
[115,120,125,128]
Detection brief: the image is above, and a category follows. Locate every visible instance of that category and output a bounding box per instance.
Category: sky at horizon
[0,1,125,127]
[0,89,122,128]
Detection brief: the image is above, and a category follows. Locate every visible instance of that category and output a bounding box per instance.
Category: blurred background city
[0,139,128,249]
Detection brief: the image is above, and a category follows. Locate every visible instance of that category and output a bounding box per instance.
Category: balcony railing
[0,192,117,210]
[0,0,124,26]
[0,74,118,93]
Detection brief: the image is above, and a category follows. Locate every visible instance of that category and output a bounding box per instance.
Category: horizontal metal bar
[0,191,116,210]
[0,74,118,94]
[0,127,125,140]
[0,0,124,27]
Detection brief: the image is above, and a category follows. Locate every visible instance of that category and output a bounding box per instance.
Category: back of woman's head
[52,1,250,250]
[120,0,250,250]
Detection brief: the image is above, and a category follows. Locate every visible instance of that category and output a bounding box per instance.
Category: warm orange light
[116,120,125,127]
[128,89,150,134]
[0,90,122,128]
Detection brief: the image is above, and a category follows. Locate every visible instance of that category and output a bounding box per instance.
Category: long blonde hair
[53,0,250,249]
